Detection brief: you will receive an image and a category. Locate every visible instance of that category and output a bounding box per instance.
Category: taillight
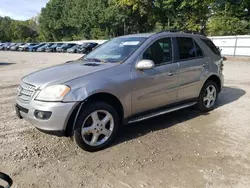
[220,61,224,73]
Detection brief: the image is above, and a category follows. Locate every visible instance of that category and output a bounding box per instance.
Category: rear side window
[201,39,220,55]
[194,41,204,58]
[177,37,195,60]
[177,37,204,60]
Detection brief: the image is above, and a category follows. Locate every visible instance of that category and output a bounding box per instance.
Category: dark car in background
[46,43,63,52]
[56,43,76,53]
[19,43,37,51]
[77,42,98,54]
[28,43,46,52]
[10,43,25,51]
[67,44,80,53]
[37,43,54,52]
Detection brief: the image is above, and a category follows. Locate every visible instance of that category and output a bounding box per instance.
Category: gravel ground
[0,51,250,188]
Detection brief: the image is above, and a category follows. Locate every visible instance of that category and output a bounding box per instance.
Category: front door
[131,37,179,114]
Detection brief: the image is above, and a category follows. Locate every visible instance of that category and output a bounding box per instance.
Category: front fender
[63,79,128,102]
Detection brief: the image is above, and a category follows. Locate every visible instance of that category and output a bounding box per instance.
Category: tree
[1,0,250,42]
[207,0,250,35]
[0,16,39,42]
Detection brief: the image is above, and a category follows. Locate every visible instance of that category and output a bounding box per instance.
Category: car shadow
[0,62,15,66]
[112,86,246,146]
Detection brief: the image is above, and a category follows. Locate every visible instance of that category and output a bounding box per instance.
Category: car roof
[118,33,155,38]
[118,31,206,39]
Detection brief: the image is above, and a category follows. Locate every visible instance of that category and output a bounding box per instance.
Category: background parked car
[67,44,80,53]
[46,43,63,52]
[28,43,46,52]
[37,43,54,52]
[56,43,76,53]
[0,43,9,50]
[19,43,37,51]
[77,42,98,54]
[0,43,8,50]
[17,43,26,51]
[10,43,25,51]
[5,43,16,51]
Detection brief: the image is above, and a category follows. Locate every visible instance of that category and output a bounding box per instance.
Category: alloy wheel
[203,85,217,108]
[81,110,114,146]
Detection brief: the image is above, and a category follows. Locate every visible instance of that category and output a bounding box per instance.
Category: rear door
[175,37,209,101]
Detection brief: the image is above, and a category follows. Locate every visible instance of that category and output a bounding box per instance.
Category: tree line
[1,0,250,42]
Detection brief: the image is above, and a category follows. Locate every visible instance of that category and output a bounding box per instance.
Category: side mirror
[136,60,155,70]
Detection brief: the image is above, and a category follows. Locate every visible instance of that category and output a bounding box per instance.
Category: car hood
[22,61,118,88]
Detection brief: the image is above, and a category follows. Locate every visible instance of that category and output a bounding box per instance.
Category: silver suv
[15,32,224,151]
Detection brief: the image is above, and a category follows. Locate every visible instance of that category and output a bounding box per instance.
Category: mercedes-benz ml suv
[15,32,224,152]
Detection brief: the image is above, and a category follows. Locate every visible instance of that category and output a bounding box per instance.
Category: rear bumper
[220,74,224,92]
[16,99,79,135]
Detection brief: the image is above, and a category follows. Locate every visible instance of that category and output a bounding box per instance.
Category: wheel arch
[201,74,222,93]
[65,92,124,136]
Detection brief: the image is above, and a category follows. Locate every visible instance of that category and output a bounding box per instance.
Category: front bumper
[46,48,53,52]
[16,99,79,135]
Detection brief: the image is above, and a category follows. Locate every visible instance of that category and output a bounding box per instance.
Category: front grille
[17,82,36,103]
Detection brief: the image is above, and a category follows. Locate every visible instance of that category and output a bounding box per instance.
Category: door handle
[168,70,175,76]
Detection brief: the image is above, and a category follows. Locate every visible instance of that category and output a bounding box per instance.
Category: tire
[197,80,218,112]
[74,102,120,152]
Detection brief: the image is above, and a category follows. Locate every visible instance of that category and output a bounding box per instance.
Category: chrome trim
[17,82,36,103]
[128,102,197,124]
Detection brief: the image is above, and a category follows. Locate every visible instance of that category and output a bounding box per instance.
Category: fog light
[34,110,52,120]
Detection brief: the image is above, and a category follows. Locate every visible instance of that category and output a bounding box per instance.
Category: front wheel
[197,80,218,112]
[74,102,120,152]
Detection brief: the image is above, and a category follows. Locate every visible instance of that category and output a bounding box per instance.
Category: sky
[0,0,49,20]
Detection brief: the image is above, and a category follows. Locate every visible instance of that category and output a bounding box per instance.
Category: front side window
[143,38,172,66]
[83,37,147,63]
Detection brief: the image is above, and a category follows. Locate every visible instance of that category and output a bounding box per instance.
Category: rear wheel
[197,80,218,112]
[74,102,120,152]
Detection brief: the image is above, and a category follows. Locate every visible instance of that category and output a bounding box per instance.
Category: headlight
[36,85,70,101]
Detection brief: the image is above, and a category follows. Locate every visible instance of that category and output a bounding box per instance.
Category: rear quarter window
[201,39,220,55]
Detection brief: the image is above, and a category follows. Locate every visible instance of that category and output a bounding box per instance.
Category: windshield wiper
[84,58,108,63]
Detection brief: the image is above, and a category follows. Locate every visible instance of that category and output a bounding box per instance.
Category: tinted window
[143,38,172,65]
[177,37,196,60]
[201,39,220,55]
[194,41,204,58]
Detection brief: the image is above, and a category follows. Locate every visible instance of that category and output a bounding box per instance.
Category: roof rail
[156,29,179,34]
[157,30,205,36]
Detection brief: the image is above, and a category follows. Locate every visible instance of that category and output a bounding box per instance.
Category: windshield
[45,43,53,47]
[61,43,69,47]
[51,44,58,48]
[83,37,147,63]
[71,44,78,48]
[81,43,91,47]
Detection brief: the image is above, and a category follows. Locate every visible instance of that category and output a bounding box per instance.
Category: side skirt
[127,100,197,124]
